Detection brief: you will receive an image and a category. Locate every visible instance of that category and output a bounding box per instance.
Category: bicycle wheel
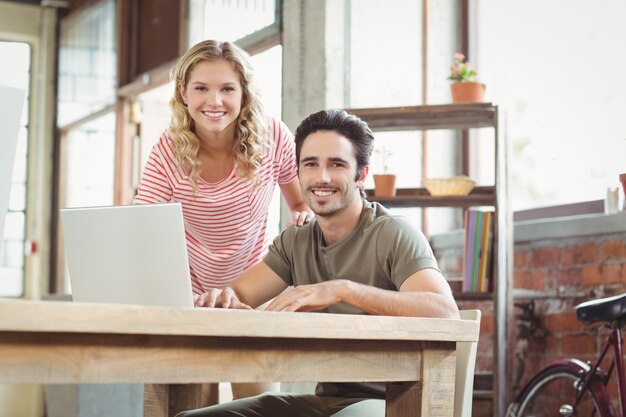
[507,362,607,417]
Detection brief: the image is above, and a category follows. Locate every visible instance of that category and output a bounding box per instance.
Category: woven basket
[422,176,476,197]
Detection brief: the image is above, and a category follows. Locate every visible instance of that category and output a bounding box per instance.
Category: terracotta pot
[373,174,397,197]
[450,82,486,103]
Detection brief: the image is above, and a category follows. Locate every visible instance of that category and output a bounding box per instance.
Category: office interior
[1,0,625,416]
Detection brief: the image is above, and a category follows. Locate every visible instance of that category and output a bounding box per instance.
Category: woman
[135,40,310,399]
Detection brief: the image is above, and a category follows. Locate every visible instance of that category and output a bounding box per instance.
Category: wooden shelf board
[366,186,496,208]
[473,390,494,400]
[345,103,497,131]
[453,292,494,301]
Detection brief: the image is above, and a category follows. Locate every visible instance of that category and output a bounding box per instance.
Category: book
[462,207,494,292]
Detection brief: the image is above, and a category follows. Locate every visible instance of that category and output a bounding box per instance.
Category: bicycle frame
[552,325,625,417]
[589,325,626,417]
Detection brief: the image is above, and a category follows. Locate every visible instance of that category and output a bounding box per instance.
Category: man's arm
[195,261,289,309]
[265,268,459,319]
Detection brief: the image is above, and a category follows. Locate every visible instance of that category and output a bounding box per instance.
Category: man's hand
[194,287,253,310]
[266,281,344,312]
[288,210,314,227]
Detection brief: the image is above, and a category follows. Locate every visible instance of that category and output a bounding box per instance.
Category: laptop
[0,85,25,252]
[60,202,194,308]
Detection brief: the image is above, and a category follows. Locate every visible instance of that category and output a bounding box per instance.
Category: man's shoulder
[277,219,318,242]
[366,201,416,232]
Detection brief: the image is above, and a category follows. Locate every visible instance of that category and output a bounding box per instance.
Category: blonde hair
[169,40,268,190]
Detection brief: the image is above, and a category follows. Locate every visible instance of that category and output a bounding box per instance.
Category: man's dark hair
[294,109,374,181]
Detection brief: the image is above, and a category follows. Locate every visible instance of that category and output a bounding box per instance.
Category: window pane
[188,0,277,45]
[349,0,423,107]
[11,128,28,183]
[250,45,283,236]
[0,267,23,297]
[365,131,422,190]
[0,240,24,268]
[8,184,25,212]
[3,212,24,240]
[136,82,175,185]
[57,0,116,126]
[0,40,30,298]
[0,41,30,89]
[478,0,626,210]
[62,112,116,208]
[428,0,461,105]
[250,45,282,120]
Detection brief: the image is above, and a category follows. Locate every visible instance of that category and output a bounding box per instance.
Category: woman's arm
[279,179,313,226]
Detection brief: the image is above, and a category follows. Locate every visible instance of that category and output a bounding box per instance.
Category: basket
[422,176,476,197]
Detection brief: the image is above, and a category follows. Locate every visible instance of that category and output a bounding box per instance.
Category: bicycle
[506,292,626,417]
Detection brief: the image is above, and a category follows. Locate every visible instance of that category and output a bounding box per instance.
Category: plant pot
[373,174,397,197]
[450,82,486,103]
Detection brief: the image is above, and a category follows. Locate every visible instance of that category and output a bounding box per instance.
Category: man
[180,109,459,417]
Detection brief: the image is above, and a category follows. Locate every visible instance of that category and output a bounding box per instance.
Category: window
[0,41,30,297]
[348,0,461,235]
[61,113,116,209]
[348,0,423,108]
[57,0,116,126]
[188,0,278,46]
[250,45,283,237]
[57,112,116,293]
[476,0,626,211]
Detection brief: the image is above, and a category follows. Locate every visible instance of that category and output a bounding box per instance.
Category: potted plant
[372,147,396,197]
[448,52,485,103]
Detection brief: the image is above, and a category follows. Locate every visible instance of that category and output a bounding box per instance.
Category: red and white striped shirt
[134,117,298,294]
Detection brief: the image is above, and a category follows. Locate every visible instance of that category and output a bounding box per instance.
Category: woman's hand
[280,179,313,227]
[289,210,315,227]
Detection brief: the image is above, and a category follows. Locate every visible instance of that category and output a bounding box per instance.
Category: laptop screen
[61,203,194,308]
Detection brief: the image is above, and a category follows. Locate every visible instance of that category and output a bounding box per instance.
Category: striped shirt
[134,117,298,294]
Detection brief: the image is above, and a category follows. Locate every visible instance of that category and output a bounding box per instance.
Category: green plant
[374,146,394,174]
[448,52,477,83]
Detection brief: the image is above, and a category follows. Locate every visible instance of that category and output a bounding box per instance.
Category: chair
[285,309,482,417]
[455,309,481,417]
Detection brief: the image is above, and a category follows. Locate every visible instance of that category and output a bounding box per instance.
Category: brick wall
[513,234,626,405]
[435,230,626,396]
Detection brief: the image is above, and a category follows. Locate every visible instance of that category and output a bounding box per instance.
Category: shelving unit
[346,102,512,417]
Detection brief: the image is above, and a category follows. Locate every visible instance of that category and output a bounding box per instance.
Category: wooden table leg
[386,381,422,417]
[144,384,169,417]
[386,343,456,417]
[144,383,219,417]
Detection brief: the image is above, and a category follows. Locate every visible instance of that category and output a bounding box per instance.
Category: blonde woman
[135,40,311,399]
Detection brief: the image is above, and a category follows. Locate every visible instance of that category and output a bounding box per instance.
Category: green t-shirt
[265,199,439,314]
[264,199,441,398]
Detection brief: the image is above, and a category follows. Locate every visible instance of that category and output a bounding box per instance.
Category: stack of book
[462,207,494,292]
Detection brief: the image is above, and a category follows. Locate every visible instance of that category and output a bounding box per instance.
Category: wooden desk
[0,300,478,417]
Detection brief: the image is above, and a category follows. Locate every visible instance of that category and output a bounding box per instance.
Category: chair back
[455,309,481,417]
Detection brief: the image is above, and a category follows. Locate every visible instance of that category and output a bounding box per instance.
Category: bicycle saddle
[576,292,626,323]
